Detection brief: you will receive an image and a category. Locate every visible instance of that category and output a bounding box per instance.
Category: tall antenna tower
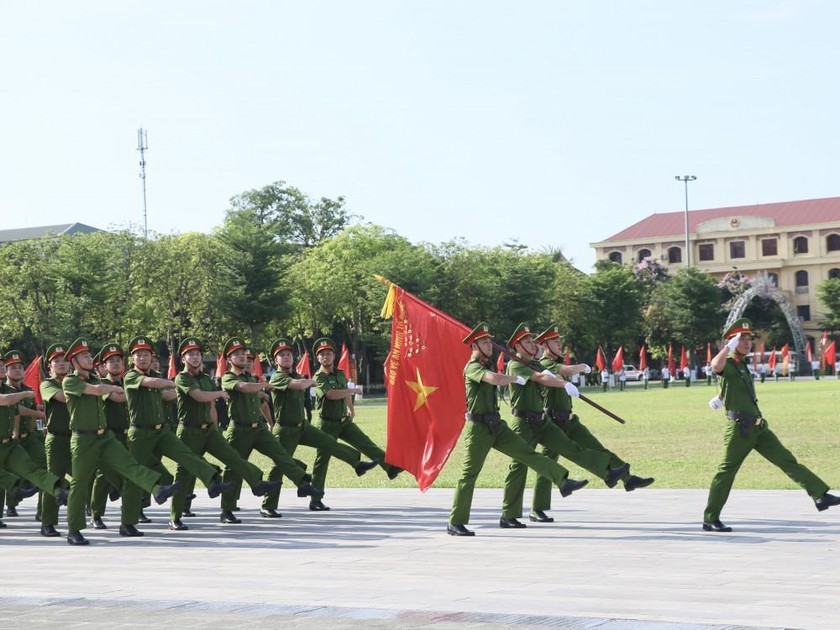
[137,128,149,238]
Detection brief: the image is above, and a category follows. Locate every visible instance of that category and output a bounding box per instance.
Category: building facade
[590,197,840,343]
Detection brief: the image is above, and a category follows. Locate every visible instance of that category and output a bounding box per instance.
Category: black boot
[702,519,732,532]
[153,480,181,505]
[5,507,18,517]
[119,524,144,537]
[309,499,330,511]
[259,508,282,518]
[40,524,61,537]
[499,517,527,529]
[559,478,589,497]
[251,479,281,497]
[387,465,403,480]
[354,460,379,476]
[528,510,554,523]
[816,492,840,512]
[13,482,38,502]
[137,511,152,524]
[207,477,234,499]
[168,519,188,531]
[624,475,655,492]
[220,510,241,524]
[446,523,474,537]
[297,483,324,499]
[66,530,89,546]
[604,462,630,488]
[90,516,107,529]
[55,487,69,507]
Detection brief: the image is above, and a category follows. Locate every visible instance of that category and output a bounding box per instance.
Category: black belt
[512,409,545,431]
[132,423,164,431]
[74,428,106,437]
[726,411,764,438]
[279,420,305,428]
[466,412,502,436]
[109,427,128,435]
[319,415,346,423]
[181,421,211,430]
[544,408,572,428]
[47,428,72,437]
[233,421,260,429]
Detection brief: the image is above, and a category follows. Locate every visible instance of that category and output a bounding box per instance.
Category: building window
[637,249,651,262]
[829,268,840,280]
[797,305,811,321]
[761,238,777,256]
[795,270,809,293]
[608,251,623,264]
[698,243,714,261]
[768,272,779,287]
[667,246,682,263]
[793,236,809,254]
[828,234,840,252]
[729,241,745,259]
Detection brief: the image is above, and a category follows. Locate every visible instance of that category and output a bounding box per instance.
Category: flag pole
[375,275,626,425]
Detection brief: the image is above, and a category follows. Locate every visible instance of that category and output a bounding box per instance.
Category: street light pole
[675,175,697,266]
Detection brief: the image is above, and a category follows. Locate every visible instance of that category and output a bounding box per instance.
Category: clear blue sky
[3,1,838,270]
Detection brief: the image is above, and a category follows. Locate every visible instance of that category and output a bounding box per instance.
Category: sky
[2,1,839,271]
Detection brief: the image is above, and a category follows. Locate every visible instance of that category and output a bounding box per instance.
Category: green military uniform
[121,335,222,529]
[39,344,73,533]
[311,337,394,500]
[501,325,623,522]
[449,323,582,532]
[170,338,273,527]
[220,337,315,518]
[704,319,834,526]
[262,338,374,514]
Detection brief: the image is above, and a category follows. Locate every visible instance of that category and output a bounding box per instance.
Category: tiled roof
[600,197,840,242]
[0,223,101,243]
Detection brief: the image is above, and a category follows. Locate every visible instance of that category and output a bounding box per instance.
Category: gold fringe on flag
[375,274,397,318]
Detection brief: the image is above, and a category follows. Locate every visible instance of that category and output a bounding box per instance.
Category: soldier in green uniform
[219,337,322,523]
[3,350,47,519]
[703,318,840,532]
[260,338,378,517]
[121,335,232,536]
[62,337,181,545]
[311,337,401,511]
[448,323,589,537]
[169,338,280,530]
[39,344,74,537]
[500,324,631,528]
[88,342,131,529]
[528,324,654,523]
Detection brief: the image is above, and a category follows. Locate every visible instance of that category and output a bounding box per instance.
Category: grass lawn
[195,378,840,492]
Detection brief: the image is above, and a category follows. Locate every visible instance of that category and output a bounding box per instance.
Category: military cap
[507,323,534,348]
[99,342,124,363]
[535,324,563,344]
[223,337,247,358]
[246,346,259,360]
[723,318,756,340]
[3,350,24,366]
[127,336,155,355]
[269,338,294,358]
[65,337,92,363]
[45,343,67,363]
[178,338,203,357]
[313,337,337,355]
[462,321,493,345]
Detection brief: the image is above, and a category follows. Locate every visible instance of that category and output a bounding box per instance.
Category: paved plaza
[0,487,837,629]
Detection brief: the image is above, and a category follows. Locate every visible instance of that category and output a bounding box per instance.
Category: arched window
[608,251,623,264]
[667,246,682,264]
[637,249,651,262]
[795,270,809,293]
[829,268,840,280]
[828,234,840,252]
[767,272,779,287]
[793,236,809,254]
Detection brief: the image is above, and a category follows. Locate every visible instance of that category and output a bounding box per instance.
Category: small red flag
[611,346,624,372]
[563,347,571,365]
[252,353,264,380]
[215,353,226,379]
[639,345,647,371]
[768,347,778,371]
[680,346,688,371]
[824,341,836,369]
[496,352,505,373]
[781,343,790,359]
[759,342,765,364]
[668,344,675,374]
[167,353,177,379]
[595,346,607,371]
[706,342,712,364]
[806,343,813,362]
[295,350,312,378]
[24,356,44,406]
[338,342,355,382]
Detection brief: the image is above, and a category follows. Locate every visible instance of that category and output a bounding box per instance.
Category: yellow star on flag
[405,368,438,411]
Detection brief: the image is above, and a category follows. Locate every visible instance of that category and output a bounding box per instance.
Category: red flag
[167,353,177,379]
[252,354,264,380]
[680,346,688,371]
[639,345,647,371]
[381,283,472,492]
[215,353,226,379]
[668,344,675,374]
[563,347,571,365]
[595,346,607,371]
[806,343,813,363]
[24,356,43,406]
[758,342,765,364]
[781,343,790,359]
[611,346,624,372]
[338,343,353,380]
[295,350,312,378]
[496,352,505,373]
[824,340,836,369]
[768,347,778,371]
[706,342,712,364]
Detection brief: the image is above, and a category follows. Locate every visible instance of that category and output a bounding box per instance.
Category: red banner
[167,353,177,379]
[295,350,312,378]
[639,345,647,371]
[24,356,43,406]
[768,346,778,371]
[611,346,624,373]
[595,346,607,371]
[680,346,688,371]
[668,344,675,374]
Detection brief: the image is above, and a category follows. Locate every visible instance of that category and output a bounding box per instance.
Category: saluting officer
[529,324,654,523]
[260,338,378,517]
[703,318,840,532]
[500,324,630,528]
[219,337,322,524]
[448,323,588,537]
[168,338,280,530]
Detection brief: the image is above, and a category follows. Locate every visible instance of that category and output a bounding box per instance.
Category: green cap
[723,318,755,340]
[178,338,204,357]
[222,337,247,358]
[65,338,93,363]
[536,324,563,344]
[269,338,294,358]
[3,350,25,366]
[313,337,337,355]
[99,342,125,363]
[127,335,155,355]
[462,321,492,345]
[41,343,68,372]
[507,323,534,348]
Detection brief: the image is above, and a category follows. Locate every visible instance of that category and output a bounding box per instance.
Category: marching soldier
[703,319,840,532]
[120,335,232,536]
[529,324,654,523]
[448,323,588,536]
[39,343,74,537]
[500,324,630,528]
[311,337,400,511]
[219,337,322,524]
[168,338,280,530]
[260,338,378,517]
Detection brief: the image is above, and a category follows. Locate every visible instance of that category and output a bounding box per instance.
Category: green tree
[817,278,840,332]
[657,267,724,361]
[586,260,644,356]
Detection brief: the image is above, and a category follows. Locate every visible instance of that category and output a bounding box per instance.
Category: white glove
[347,381,355,390]
[725,333,741,351]
[541,369,556,378]
[582,364,592,374]
[564,382,580,398]
[514,375,527,386]
[708,396,723,410]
